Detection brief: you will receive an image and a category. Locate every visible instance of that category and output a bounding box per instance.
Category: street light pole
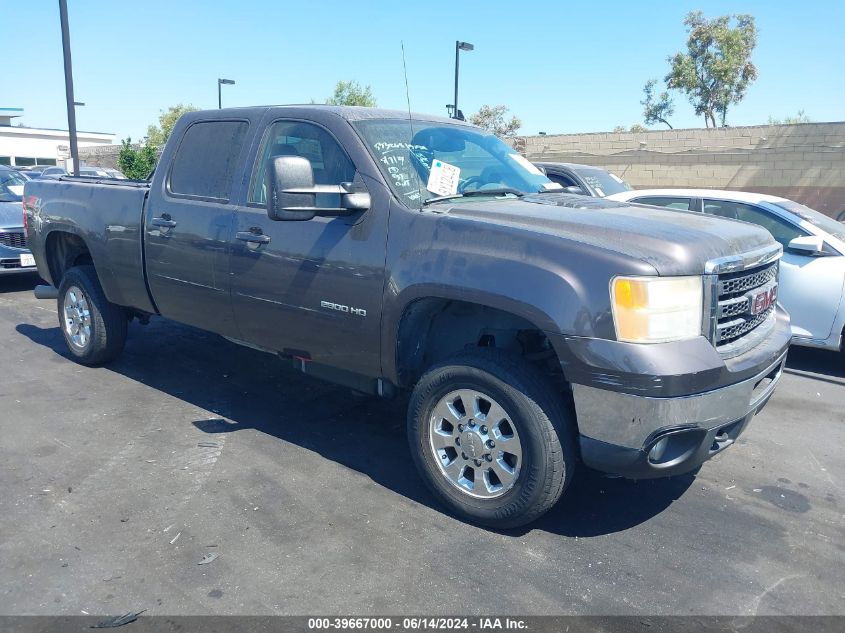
[218,78,235,109]
[58,0,79,176]
[453,41,474,120]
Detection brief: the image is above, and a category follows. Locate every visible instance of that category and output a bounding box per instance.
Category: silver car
[609,188,845,353]
[0,166,37,274]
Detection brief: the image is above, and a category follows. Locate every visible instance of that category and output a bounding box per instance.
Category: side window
[249,121,356,206]
[633,196,692,211]
[703,200,805,247]
[547,173,577,188]
[169,121,249,201]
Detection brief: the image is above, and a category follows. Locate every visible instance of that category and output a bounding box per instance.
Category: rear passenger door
[144,119,251,336]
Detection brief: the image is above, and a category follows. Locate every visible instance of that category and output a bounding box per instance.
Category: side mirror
[787,235,826,256]
[268,155,317,221]
[267,155,371,222]
[564,185,587,195]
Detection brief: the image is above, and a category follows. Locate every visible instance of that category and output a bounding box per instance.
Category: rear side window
[169,121,248,201]
[633,196,692,211]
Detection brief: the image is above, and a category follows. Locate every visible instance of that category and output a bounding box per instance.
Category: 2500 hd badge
[321,300,367,317]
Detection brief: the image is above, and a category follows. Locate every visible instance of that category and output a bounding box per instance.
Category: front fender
[379,205,660,385]
[381,251,608,385]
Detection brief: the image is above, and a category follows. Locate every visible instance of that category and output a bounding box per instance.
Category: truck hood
[435,194,777,275]
[0,201,24,229]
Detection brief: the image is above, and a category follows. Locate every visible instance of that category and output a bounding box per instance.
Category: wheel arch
[44,229,94,288]
[390,291,570,395]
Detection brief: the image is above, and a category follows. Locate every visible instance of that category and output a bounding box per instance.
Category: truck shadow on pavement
[785,346,845,382]
[19,318,704,537]
[0,274,41,294]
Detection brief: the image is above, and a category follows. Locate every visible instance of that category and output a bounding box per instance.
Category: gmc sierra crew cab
[23,106,790,528]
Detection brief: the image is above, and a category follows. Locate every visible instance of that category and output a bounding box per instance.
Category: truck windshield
[354,119,559,207]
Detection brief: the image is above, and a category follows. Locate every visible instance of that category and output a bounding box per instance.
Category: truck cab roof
[188,104,471,127]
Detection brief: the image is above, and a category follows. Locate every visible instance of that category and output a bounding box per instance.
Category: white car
[607,189,845,353]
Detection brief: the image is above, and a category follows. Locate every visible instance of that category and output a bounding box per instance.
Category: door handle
[151,217,177,228]
[236,231,271,245]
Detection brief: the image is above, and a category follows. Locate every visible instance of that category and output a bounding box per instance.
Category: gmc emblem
[750,286,777,315]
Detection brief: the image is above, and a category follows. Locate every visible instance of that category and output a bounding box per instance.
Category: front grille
[718,305,776,342]
[715,261,778,350]
[0,231,27,249]
[717,264,777,296]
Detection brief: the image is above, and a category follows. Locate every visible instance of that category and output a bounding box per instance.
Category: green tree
[469,105,522,137]
[665,11,758,128]
[325,80,377,107]
[768,110,812,125]
[641,79,674,129]
[117,138,158,180]
[613,124,649,133]
[146,103,199,147]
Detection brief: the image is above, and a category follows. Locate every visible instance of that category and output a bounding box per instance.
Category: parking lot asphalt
[0,273,843,616]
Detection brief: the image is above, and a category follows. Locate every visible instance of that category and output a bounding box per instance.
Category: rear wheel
[408,348,576,528]
[57,265,127,365]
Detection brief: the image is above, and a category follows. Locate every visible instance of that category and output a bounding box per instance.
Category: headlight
[611,276,703,343]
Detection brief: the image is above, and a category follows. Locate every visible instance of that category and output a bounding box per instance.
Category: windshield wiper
[422,188,525,206]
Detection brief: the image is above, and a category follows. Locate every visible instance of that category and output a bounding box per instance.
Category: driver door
[228,118,389,377]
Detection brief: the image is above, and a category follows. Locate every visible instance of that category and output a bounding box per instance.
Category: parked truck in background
[23,106,791,528]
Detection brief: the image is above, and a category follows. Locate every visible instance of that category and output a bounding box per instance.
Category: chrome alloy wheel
[428,389,523,498]
[63,285,92,350]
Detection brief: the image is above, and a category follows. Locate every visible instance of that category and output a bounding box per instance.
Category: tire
[57,265,128,366]
[407,348,577,529]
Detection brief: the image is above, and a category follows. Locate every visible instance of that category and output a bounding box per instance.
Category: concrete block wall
[77,144,126,170]
[515,122,845,217]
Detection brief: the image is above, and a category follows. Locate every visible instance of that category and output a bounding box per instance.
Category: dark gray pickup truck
[24,106,790,527]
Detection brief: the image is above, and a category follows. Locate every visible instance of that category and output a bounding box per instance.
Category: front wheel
[57,265,128,366]
[407,349,577,529]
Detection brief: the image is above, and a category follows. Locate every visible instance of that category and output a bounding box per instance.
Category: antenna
[401,40,413,122]
[401,40,424,207]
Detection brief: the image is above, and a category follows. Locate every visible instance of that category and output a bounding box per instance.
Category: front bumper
[575,350,785,478]
[558,306,791,479]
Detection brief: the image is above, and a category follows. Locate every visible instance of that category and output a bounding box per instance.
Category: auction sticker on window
[426,160,460,196]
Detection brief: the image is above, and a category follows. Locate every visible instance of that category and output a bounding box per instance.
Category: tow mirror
[267,155,370,222]
[787,235,826,256]
[267,155,317,221]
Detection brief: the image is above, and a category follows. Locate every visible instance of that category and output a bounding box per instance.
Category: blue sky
[2,0,843,140]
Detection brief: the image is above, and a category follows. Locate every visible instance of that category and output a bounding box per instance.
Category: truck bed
[25,176,156,313]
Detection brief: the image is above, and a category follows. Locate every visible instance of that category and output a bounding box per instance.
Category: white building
[0,107,115,168]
